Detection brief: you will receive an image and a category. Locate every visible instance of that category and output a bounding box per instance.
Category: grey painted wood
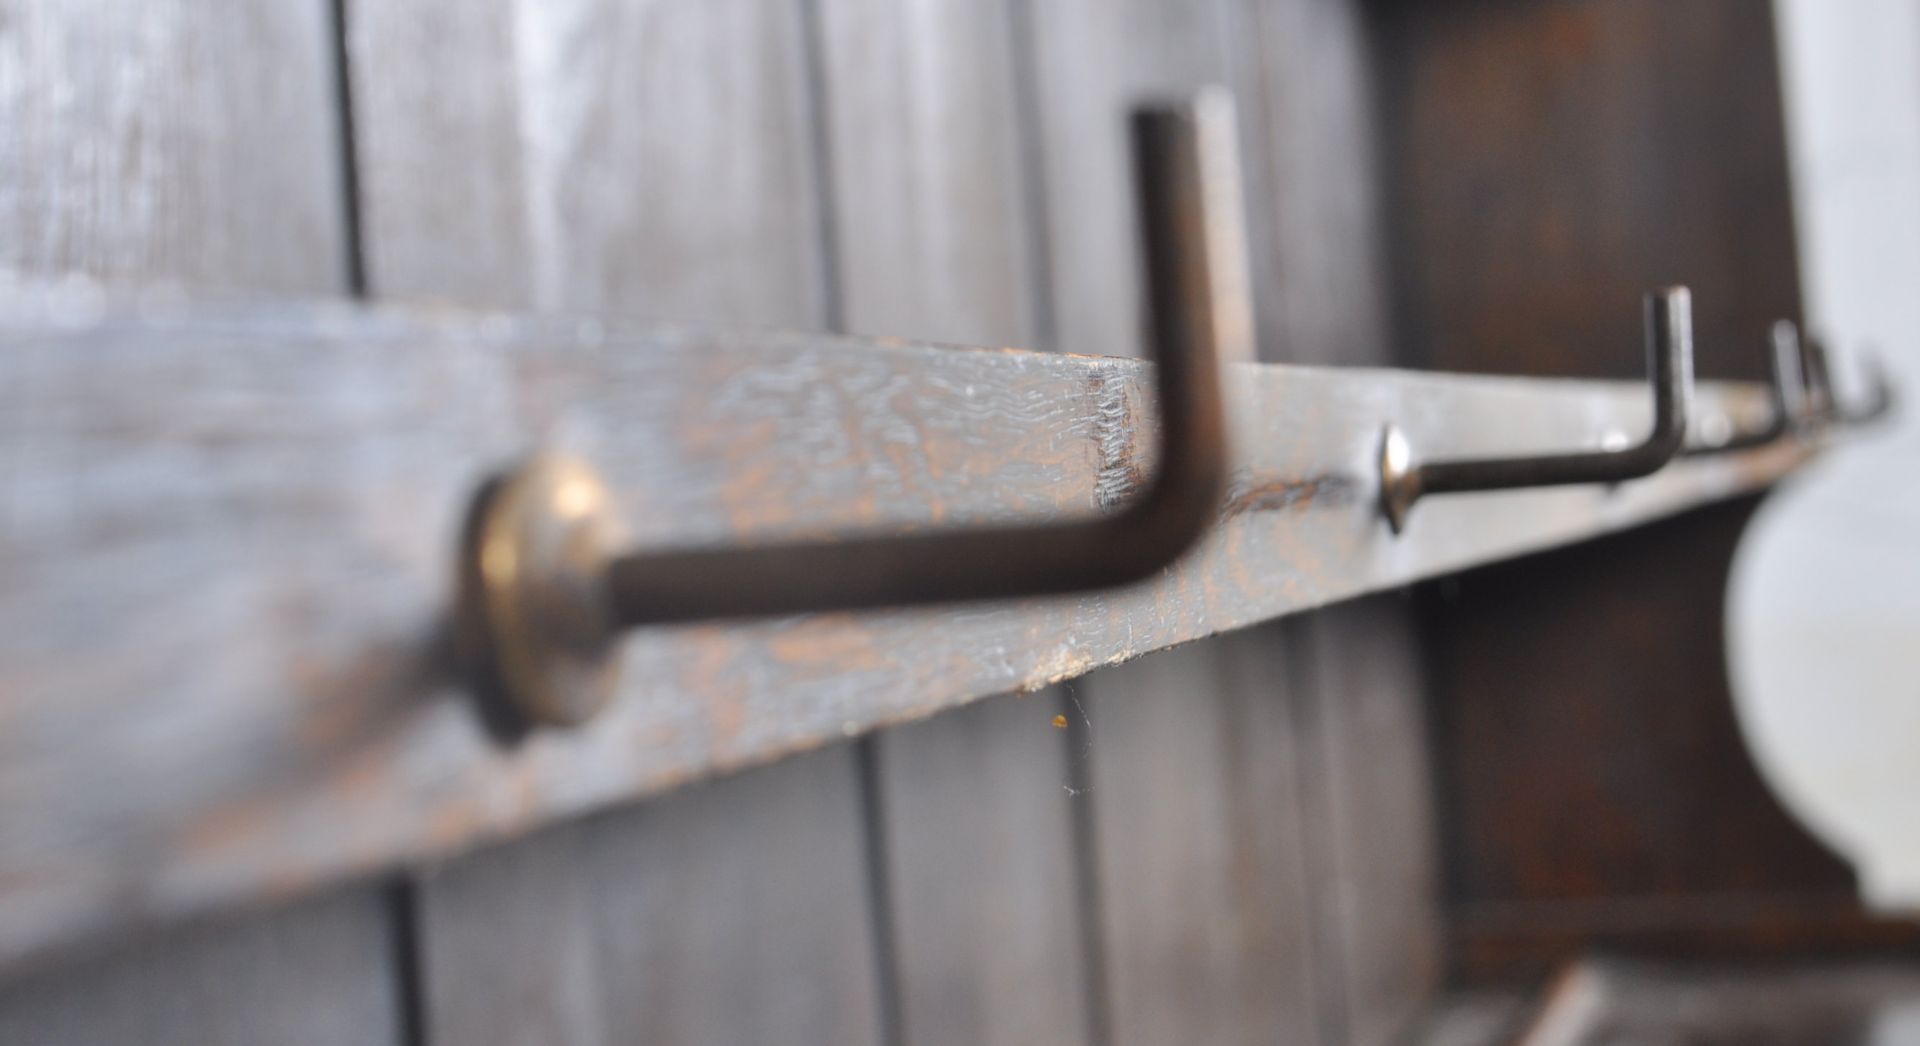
[0,887,401,1046]
[1025,0,1260,365]
[813,0,1089,1041]
[1236,0,1394,370]
[344,2,882,1042]
[347,0,824,323]
[1233,2,1446,1039]
[816,0,1037,348]
[1080,627,1323,1044]
[1020,2,1395,1039]
[1017,6,1316,1038]
[1296,598,1443,1046]
[416,753,881,1046]
[0,293,1800,970]
[0,0,404,1040]
[872,694,1091,1046]
[0,0,349,292]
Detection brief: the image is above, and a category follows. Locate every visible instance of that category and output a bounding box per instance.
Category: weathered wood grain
[812,0,1092,1042]
[1375,0,1802,381]
[1081,626,1323,1044]
[346,0,823,323]
[1238,0,1395,370]
[1025,0,1261,366]
[1234,4,1446,1041]
[871,693,1089,1045]
[1016,5,1326,1038]
[0,0,349,292]
[0,0,405,1037]
[342,1,880,1042]
[0,886,402,1046]
[0,295,1804,970]
[815,0,1036,347]
[1294,598,1443,1046]
[414,752,881,1046]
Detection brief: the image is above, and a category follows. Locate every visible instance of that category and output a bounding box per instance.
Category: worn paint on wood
[0,884,402,1045]
[416,753,881,1045]
[0,0,406,1037]
[0,294,1805,970]
[347,0,823,323]
[1375,0,1802,381]
[811,0,1092,1041]
[342,1,883,1042]
[1232,3,1447,1039]
[872,693,1090,1045]
[0,0,349,292]
[1080,627,1323,1043]
[1295,598,1443,1046]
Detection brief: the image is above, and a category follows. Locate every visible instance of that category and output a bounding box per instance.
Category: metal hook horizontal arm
[458,92,1245,726]
[1682,318,1807,456]
[1378,287,1696,533]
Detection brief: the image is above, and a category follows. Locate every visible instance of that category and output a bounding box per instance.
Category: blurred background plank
[347,1,882,1042]
[811,0,1090,1042]
[0,0,404,1040]
[0,0,351,292]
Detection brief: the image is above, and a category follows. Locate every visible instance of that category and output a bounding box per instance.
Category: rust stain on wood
[0,297,1809,972]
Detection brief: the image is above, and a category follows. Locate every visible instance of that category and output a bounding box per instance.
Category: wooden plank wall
[0,0,1444,1042]
[812,3,1089,1044]
[348,2,884,1043]
[0,1,409,1043]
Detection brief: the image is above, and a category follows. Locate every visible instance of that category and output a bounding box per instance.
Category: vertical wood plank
[1081,628,1323,1044]
[1374,0,1798,381]
[348,1,883,1042]
[350,0,824,323]
[815,0,1037,346]
[0,0,349,291]
[1237,1,1445,1040]
[811,0,1091,1043]
[0,890,403,1046]
[414,755,881,1046]
[1025,0,1264,364]
[870,695,1090,1046]
[1295,598,1443,1046]
[1238,0,1394,368]
[1022,2,1326,1040]
[0,0,404,1040]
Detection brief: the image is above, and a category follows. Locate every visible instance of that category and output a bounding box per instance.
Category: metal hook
[1378,287,1695,533]
[457,92,1244,726]
[1801,336,1897,430]
[1848,354,1897,425]
[1681,319,1808,456]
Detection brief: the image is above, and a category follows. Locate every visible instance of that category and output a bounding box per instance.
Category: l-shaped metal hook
[1803,336,1896,430]
[1378,287,1696,533]
[1681,319,1808,456]
[457,92,1244,726]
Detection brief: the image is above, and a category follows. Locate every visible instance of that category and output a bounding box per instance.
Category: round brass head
[458,454,626,728]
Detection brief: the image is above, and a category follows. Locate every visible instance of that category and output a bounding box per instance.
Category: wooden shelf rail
[0,289,1814,970]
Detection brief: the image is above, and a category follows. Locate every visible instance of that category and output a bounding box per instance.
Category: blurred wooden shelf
[0,289,1808,970]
